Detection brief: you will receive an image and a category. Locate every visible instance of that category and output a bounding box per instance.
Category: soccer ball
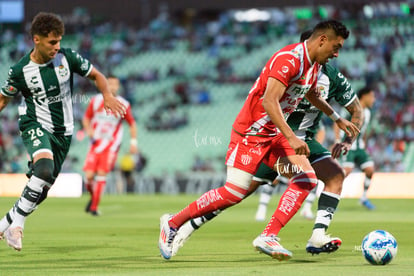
[361,230,398,265]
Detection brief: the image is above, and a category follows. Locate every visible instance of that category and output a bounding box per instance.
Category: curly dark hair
[312,20,349,39]
[30,12,65,38]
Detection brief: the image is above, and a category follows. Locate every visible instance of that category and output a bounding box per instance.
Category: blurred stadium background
[1,0,413,194]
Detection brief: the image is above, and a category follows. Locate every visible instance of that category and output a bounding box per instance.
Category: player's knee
[226,166,253,191]
[33,158,55,184]
[291,170,318,191]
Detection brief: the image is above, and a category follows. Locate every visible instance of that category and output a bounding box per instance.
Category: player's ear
[33,34,40,44]
[319,34,328,46]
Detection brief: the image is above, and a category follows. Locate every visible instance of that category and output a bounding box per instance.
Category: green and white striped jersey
[287,63,356,140]
[1,48,92,136]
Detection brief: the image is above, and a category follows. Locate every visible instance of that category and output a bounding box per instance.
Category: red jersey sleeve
[268,53,301,87]
[123,105,136,125]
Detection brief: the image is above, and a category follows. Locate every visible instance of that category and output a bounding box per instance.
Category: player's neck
[30,49,51,64]
[305,39,318,64]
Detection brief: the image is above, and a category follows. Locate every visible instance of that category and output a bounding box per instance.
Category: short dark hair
[357,87,373,99]
[30,12,65,38]
[300,30,313,42]
[312,20,349,39]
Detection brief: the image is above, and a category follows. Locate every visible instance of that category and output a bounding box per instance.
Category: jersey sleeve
[1,67,21,97]
[62,48,93,77]
[331,67,357,107]
[268,53,300,87]
[123,104,136,126]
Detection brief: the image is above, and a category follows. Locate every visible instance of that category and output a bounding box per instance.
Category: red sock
[90,177,106,212]
[262,171,317,236]
[170,183,247,228]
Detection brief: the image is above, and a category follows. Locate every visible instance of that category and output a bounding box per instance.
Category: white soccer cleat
[306,233,342,255]
[171,221,196,256]
[300,207,315,220]
[5,227,23,251]
[158,214,177,260]
[253,235,292,261]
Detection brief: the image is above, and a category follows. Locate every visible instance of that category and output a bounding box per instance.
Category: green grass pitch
[0,194,413,275]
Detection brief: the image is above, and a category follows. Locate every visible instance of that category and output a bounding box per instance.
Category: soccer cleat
[360,199,375,210]
[306,233,342,255]
[253,235,292,261]
[300,208,315,220]
[5,227,23,251]
[89,210,101,216]
[171,221,196,256]
[158,214,177,260]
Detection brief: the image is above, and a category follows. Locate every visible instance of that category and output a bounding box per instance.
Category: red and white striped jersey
[233,41,319,138]
[84,94,135,153]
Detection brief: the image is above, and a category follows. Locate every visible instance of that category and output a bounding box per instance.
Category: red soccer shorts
[83,148,118,173]
[225,131,295,174]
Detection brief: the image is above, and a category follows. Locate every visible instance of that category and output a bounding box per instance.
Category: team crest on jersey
[318,85,328,98]
[241,154,252,165]
[281,66,289,73]
[58,65,68,77]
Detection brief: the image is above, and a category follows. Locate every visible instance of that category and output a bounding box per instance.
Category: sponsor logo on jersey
[30,76,39,85]
[249,147,262,156]
[47,90,71,104]
[343,90,354,100]
[287,58,296,67]
[277,71,286,78]
[81,60,89,71]
[33,139,41,147]
[241,154,252,165]
[47,85,57,92]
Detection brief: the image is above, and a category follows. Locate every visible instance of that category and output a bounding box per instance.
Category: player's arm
[0,94,12,112]
[87,67,126,118]
[305,89,359,138]
[129,121,138,154]
[331,98,364,158]
[263,77,310,156]
[82,115,93,140]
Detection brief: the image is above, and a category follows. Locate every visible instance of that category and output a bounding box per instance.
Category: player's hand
[331,141,352,159]
[287,136,310,157]
[312,86,322,98]
[335,117,360,138]
[103,94,126,118]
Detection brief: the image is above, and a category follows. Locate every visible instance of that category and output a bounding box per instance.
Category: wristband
[329,111,341,121]
[130,138,138,146]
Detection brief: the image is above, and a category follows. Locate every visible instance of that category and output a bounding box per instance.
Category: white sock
[10,176,49,229]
